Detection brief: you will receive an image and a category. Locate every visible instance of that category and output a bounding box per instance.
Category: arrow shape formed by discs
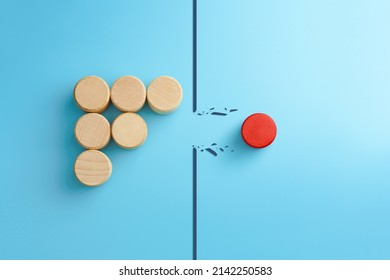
[73,75,183,186]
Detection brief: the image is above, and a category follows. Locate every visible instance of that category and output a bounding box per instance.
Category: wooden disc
[112,113,147,149]
[74,150,112,186]
[241,113,277,148]
[111,76,146,112]
[74,76,110,113]
[75,113,111,149]
[147,76,183,114]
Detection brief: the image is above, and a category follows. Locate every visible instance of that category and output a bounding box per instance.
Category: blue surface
[1,0,390,260]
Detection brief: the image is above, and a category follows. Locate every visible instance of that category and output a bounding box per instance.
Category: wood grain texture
[75,113,111,149]
[111,76,146,112]
[74,150,112,186]
[147,76,183,114]
[74,76,110,113]
[112,113,147,149]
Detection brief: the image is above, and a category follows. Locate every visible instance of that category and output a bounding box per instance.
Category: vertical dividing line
[193,0,197,113]
[192,0,198,260]
[192,147,197,260]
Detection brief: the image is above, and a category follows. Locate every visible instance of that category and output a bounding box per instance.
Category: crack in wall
[194,107,238,116]
[192,143,234,157]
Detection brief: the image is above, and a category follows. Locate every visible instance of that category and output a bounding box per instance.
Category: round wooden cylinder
[74,76,110,113]
[147,76,183,114]
[111,76,146,112]
[74,150,112,186]
[75,113,111,149]
[241,113,277,148]
[111,113,147,149]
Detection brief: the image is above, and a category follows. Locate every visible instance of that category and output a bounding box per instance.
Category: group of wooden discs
[73,75,183,186]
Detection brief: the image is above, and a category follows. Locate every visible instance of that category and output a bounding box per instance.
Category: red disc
[241,113,277,148]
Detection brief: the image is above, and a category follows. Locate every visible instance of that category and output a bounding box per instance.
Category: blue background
[0,0,389,259]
